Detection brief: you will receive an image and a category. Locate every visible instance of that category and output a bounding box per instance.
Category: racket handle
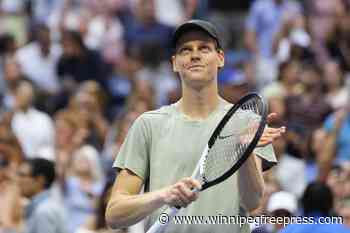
[146,206,179,233]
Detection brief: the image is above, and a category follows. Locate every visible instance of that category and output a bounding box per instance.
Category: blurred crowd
[0,0,350,233]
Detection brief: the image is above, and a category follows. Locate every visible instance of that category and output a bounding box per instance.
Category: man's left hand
[257,113,286,147]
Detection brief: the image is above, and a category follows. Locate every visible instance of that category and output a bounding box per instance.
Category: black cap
[172,19,222,50]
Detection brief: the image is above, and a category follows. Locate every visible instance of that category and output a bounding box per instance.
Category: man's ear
[218,50,225,68]
[171,55,178,72]
[36,175,46,189]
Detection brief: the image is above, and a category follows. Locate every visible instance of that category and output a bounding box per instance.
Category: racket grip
[146,206,179,233]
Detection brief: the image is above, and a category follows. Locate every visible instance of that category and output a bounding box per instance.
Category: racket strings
[201,98,262,183]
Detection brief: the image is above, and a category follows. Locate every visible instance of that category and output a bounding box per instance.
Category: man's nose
[190,49,201,60]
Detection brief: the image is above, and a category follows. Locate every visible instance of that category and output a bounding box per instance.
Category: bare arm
[318,110,346,181]
[318,131,337,182]
[238,155,264,212]
[105,169,163,228]
[238,113,285,211]
[105,169,201,229]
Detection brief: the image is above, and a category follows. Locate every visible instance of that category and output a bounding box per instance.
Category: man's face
[37,28,51,51]
[17,163,40,198]
[172,31,224,89]
[15,82,34,110]
[62,37,79,58]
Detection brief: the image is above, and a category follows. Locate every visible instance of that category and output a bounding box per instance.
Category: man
[57,30,109,91]
[17,158,67,233]
[244,0,301,88]
[15,24,61,96]
[106,20,285,233]
[10,80,55,159]
[124,0,174,58]
[280,182,349,233]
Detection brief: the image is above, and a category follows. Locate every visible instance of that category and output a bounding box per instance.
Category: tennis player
[106,19,285,233]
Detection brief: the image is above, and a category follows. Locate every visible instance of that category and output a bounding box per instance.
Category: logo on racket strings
[218,134,235,140]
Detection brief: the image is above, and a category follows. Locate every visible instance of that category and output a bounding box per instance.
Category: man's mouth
[188,65,204,69]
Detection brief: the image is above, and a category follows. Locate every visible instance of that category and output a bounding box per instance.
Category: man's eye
[180,48,191,53]
[200,46,211,52]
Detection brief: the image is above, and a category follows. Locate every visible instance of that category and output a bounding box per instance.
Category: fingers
[266,113,278,124]
[257,126,286,147]
[257,112,287,147]
[265,126,286,136]
[173,184,193,208]
[334,109,347,127]
[163,178,201,208]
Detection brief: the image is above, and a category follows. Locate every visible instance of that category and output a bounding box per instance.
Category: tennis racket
[147,93,268,233]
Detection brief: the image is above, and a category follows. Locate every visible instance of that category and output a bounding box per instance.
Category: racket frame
[146,93,267,233]
[201,93,267,190]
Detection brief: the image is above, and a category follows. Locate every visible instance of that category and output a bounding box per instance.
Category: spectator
[245,0,301,87]
[42,109,93,174]
[307,128,327,181]
[0,33,17,93]
[102,110,141,175]
[16,24,61,96]
[68,82,109,151]
[285,64,332,157]
[84,0,125,65]
[124,0,174,59]
[29,0,63,26]
[306,0,345,66]
[64,145,105,233]
[208,0,252,49]
[321,104,350,172]
[273,134,306,197]
[273,14,314,64]
[1,57,24,111]
[17,158,68,233]
[10,80,55,159]
[0,33,17,56]
[134,41,179,107]
[325,11,350,72]
[0,121,23,167]
[153,0,197,27]
[218,67,250,104]
[0,122,23,232]
[57,30,109,96]
[261,60,301,101]
[280,182,349,233]
[326,165,350,208]
[0,168,23,233]
[104,49,142,119]
[75,179,127,233]
[252,191,298,233]
[323,60,347,110]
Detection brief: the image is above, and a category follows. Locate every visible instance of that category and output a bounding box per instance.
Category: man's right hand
[159,178,201,208]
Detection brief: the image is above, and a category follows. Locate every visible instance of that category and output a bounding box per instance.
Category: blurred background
[0,0,350,233]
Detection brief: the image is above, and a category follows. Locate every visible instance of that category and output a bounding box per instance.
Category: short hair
[301,182,333,215]
[27,158,56,189]
[61,30,86,51]
[33,24,50,38]
[277,60,299,81]
[0,33,15,54]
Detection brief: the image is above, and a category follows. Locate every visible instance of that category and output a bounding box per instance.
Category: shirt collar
[25,190,50,218]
